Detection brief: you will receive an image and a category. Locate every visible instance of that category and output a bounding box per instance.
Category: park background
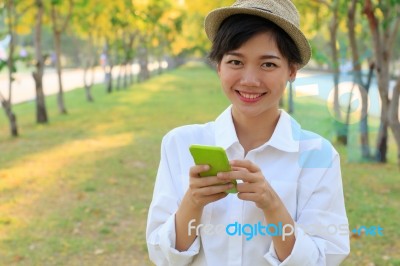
[0,0,399,265]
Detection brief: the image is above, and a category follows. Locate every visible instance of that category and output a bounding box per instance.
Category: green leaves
[51,0,62,6]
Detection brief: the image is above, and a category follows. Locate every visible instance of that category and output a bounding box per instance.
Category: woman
[146,0,350,265]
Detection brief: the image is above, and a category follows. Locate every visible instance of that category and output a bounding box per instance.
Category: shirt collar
[266,110,300,152]
[214,106,300,152]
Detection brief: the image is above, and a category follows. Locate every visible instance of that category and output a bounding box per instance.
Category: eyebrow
[226,52,281,60]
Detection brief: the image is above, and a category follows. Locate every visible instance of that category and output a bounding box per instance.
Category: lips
[236,90,267,102]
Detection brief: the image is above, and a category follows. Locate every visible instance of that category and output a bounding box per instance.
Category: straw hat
[204,0,311,68]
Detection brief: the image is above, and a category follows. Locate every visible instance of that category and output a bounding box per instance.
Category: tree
[0,0,18,136]
[309,0,349,145]
[109,0,136,90]
[347,0,374,159]
[50,0,73,114]
[32,0,48,123]
[154,2,185,73]
[70,0,105,102]
[389,76,400,165]
[363,0,400,163]
[0,0,34,136]
[180,0,232,59]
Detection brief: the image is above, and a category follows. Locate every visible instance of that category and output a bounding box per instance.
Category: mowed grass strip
[0,62,399,265]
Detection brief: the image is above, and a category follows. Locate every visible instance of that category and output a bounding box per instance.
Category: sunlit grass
[0,62,399,265]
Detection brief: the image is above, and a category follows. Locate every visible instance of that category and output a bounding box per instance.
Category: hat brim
[205,7,311,69]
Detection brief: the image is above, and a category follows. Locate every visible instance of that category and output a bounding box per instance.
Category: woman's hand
[186,164,234,209]
[176,165,232,251]
[217,159,280,213]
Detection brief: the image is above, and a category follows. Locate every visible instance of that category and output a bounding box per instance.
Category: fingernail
[204,165,210,170]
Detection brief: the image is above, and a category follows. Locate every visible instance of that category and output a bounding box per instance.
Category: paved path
[0,67,110,105]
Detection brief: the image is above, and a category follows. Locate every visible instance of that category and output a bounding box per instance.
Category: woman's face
[217,31,297,119]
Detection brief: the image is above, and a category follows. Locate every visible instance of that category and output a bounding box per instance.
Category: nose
[239,67,261,87]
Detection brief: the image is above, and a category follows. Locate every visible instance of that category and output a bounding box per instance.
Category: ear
[216,63,221,77]
[288,64,298,81]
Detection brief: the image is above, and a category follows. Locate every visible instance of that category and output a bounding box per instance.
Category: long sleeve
[146,135,201,265]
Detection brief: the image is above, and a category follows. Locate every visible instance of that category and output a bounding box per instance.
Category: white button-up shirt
[146,106,350,266]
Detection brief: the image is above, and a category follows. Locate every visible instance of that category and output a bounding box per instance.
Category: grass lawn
[0,62,399,265]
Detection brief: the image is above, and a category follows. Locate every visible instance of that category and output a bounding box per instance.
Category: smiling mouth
[236,90,267,100]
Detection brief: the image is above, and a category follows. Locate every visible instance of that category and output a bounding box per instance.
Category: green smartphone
[189,144,237,193]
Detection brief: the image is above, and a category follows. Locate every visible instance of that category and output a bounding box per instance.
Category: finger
[194,183,235,197]
[236,182,259,193]
[230,160,261,173]
[190,175,227,188]
[237,192,258,202]
[230,166,249,172]
[189,165,210,178]
[217,171,258,183]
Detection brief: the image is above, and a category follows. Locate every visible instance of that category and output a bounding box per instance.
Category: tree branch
[60,0,73,33]
[51,0,73,33]
[51,3,58,32]
[363,0,381,64]
[18,3,35,18]
[364,0,378,31]
[388,17,400,58]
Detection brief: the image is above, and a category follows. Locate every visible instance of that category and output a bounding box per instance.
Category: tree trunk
[376,121,388,162]
[374,62,390,162]
[138,36,150,82]
[129,59,135,85]
[53,31,67,114]
[6,0,15,106]
[83,34,96,102]
[1,99,18,137]
[106,65,113,93]
[348,0,371,158]
[102,41,113,93]
[3,0,19,137]
[51,0,73,114]
[123,63,128,88]
[123,32,135,88]
[375,60,390,163]
[158,56,163,75]
[83,62,93,102]
[388,76,400,165]
[360,64,374,158]
[363,0,400,162]
[330,4,347,145]
[117,64,123,90]
[33,0,48,124]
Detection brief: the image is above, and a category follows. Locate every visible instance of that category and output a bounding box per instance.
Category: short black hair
[208,14,302,66]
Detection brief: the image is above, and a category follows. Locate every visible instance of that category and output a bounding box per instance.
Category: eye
[262,62,277,69]
[227,60,242,66]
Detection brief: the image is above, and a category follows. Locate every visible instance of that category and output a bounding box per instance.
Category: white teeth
[238,91,263,99]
